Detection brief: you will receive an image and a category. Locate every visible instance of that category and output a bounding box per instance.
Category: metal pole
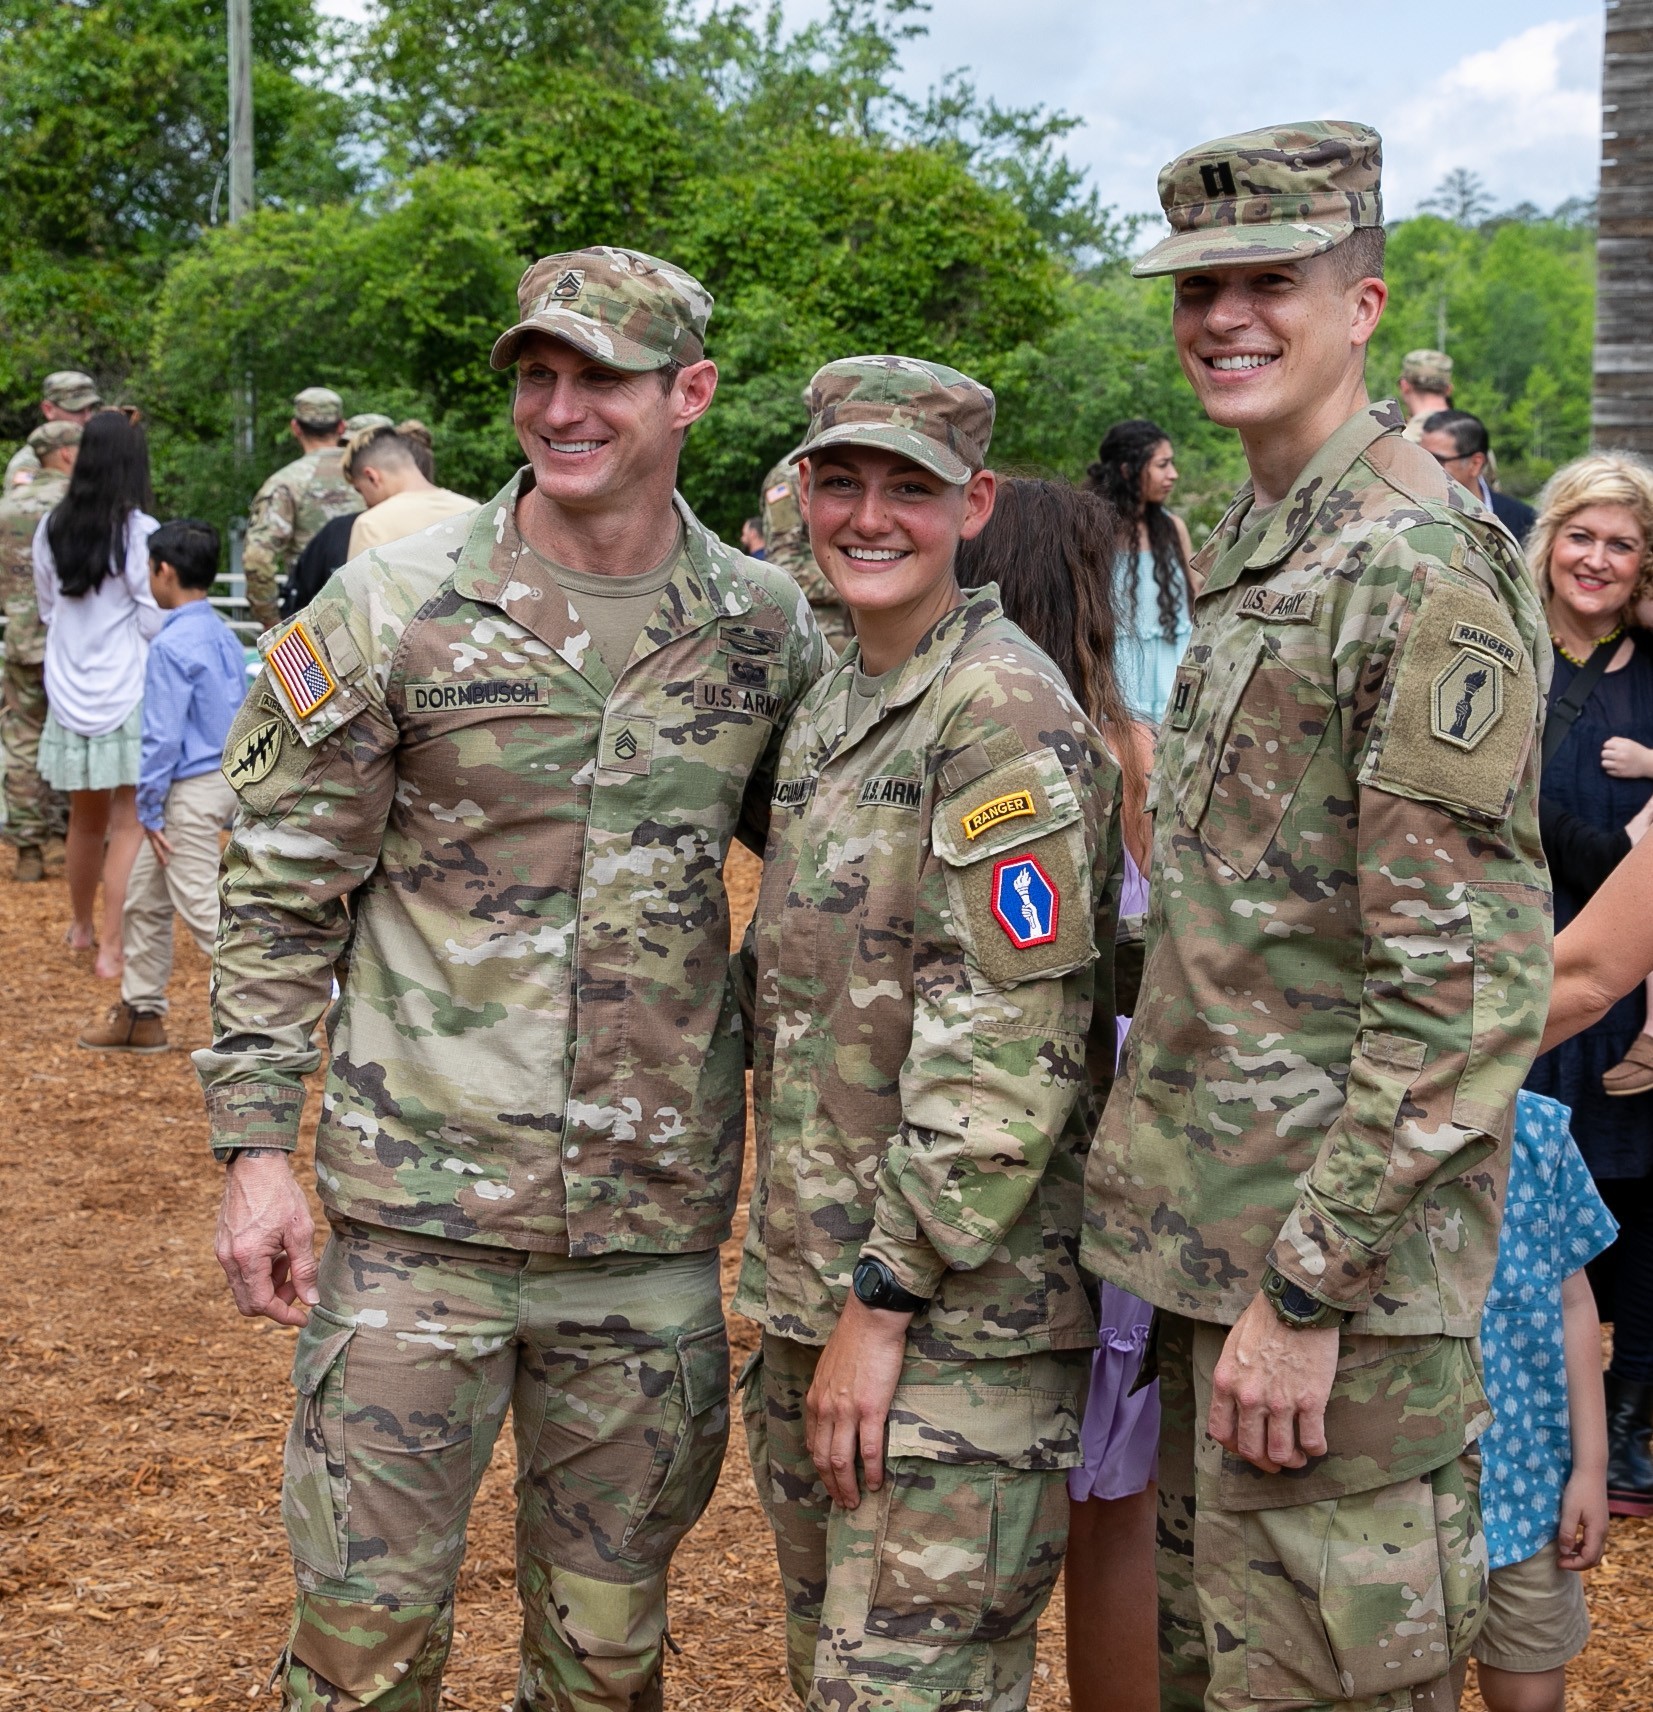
[227,0,256,484]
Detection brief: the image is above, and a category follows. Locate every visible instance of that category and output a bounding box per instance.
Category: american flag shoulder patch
[266,619,338,719]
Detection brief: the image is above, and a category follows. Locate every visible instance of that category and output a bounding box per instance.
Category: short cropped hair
[1422,409,1489,460]
[1325,224,1386,288]
[148,519,221,590]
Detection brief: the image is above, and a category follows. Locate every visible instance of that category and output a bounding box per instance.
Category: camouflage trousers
[1,652,66,847]
[279,1224,729,1712]
[741,1334,1086,1711]
[1153,1313,1489,1712]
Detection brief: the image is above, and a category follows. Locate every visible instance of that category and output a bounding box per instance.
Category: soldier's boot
[12,844,43,882]
[1606,1373,1653,1516]
[77,1002,169,1054]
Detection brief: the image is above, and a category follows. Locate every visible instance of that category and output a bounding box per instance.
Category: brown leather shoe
[1604,1036,1653,1097]
[78,1002,169,1054]
[11,845,43,883]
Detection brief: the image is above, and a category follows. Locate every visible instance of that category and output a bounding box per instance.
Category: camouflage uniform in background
[1400,348,1454,444]
[242,388,362,631]
[198,250,824,1711]
[3,369,100,494]
[736,357,1122,1712]
[0,429,73,854]
[1084,125,1552,1712]
[761,457,853,656]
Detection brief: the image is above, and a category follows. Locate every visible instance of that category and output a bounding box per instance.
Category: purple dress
[1069,852,1160,1503]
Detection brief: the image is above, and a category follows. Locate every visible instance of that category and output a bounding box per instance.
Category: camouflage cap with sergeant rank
[1402,348,1454,387]
[28,420,82,455]
[789,355,995,485]
[1132,119,1383,278]
[43,370,100,411]
[491,247,714,374]
[292,386,344,428]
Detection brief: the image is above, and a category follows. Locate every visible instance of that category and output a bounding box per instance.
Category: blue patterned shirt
[1481,1090,1617,1569]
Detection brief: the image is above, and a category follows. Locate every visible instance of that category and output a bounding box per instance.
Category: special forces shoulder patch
[224,717,283,790]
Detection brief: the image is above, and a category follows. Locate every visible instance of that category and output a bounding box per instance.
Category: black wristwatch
[852,1256,930,1315]
[1260,1265,1347,1331]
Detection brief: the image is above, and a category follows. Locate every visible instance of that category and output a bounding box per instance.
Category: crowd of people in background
[5,131,1653,1712]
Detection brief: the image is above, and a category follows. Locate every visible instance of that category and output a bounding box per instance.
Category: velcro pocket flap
[290,1308,354,1396]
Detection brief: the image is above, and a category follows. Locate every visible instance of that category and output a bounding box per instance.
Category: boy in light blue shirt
[79,519,245,1053]
[1473,1089,1616,1711]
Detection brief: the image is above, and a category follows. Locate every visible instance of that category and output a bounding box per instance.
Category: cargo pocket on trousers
[282,1307,356,1582]
[620,1321,731,1564]
[1244,1457,1481,1701]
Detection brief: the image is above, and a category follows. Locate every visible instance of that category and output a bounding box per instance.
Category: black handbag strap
[1542,637,1618,770]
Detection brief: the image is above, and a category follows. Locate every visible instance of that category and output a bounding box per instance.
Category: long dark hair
[1084,418,1186,645]
[46,410,153,598]
[955,476,1147,824]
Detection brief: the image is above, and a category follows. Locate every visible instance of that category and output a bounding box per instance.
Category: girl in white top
[31,409,161,978]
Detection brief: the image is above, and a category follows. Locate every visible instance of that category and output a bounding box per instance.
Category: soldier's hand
[1208,1294,1340,1474]
[215,1149,319,1327]
[805,1296,912,1509]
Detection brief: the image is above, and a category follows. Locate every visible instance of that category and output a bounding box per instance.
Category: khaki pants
[1154,1313,1487,1712]
[281,1225,728,1712]
[121,771,233,1014]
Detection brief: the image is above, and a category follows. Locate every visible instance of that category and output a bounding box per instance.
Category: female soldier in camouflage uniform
[735,355,1123,1711]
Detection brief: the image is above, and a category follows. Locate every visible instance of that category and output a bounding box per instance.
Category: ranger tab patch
[990,855,1059,948]
[1431,648,1503,750]
[266,620,337,719]
[961,790,1036,841]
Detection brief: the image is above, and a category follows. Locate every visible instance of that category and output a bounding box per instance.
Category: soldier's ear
[797,460,811,519]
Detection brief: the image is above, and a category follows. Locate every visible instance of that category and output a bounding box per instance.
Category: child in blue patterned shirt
[1473,1090,1616,1712]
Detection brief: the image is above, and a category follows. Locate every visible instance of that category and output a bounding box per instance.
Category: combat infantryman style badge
[990,855,1059,948]
[1431,647,1504,750]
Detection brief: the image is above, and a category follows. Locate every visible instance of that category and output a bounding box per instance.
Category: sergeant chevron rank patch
[225,718,283,789]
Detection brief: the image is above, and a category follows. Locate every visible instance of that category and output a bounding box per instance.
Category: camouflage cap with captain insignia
[28,420,82,455]
[42,370,101,411]
[1132,119,1383,278]
[491,247,714,374]
[789,355,995,486]
[1402,349,1453,388]
[292,386,344,428]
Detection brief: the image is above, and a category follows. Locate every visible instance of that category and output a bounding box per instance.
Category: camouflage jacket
[1083,401,1552,1336]
[242,447,361,621]
[734,587,1123,1361]
[4,443,41,494]
[195,473,825,1255]
[0,468,67,666]
[761,459,853,657]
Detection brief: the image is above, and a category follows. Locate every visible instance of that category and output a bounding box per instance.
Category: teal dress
[1113,548,1191,723]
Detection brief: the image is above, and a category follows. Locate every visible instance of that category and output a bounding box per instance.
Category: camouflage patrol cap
[1402,349,1453,388]
[343,412,395,437]
[491,247,714,374]
[292,386,344,428]
[789,355,995,486]
[1133,119,1383,278]
[42,370,100,411]
[28,421,82,455]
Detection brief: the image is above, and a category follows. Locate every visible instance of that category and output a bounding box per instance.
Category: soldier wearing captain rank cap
[198,246,824,1710]
[1081,122,1551,1712]
[736,353,1123,1710]
[240,386,363,631]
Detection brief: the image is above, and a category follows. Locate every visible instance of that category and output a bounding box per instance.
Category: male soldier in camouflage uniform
[1399,349,1453,444]
[737,356,1122,1710]
[761,455,853,655]
[198,247,823,1711]
[241,386,362,631]
[4,370,101,493]
[1082,123,1551,1712]
[0,421,77,878]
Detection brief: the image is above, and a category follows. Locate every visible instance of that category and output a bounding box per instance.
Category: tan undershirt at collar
[529,524,685,684]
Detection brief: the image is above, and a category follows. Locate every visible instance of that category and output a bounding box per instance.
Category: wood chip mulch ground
[0,843,1648,1708]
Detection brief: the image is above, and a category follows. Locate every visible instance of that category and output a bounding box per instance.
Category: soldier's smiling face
[512,334,716,511]
[1171,254,1385,435]
[801,446,995,619]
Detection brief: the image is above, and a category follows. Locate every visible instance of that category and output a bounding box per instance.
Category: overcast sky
[318,0,1605,220]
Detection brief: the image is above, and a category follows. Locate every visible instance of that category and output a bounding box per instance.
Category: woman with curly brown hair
[1523,451,1653,1516]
